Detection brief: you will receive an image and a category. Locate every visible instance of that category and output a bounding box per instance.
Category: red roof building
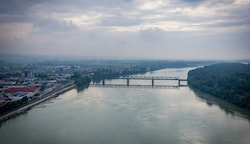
[4,87,37,93]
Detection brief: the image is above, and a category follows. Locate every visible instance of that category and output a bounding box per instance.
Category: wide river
[1,67,250,144]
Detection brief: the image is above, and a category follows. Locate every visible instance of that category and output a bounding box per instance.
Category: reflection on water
[0,67,250,144]
[90,84,180,89]
[192,88,250,122]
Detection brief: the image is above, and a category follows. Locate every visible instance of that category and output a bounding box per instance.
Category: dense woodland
[188,63,250,109]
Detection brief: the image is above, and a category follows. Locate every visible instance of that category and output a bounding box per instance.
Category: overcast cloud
[0,0,249,59]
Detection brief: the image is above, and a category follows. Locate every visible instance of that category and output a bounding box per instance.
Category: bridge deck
[119,76,186,80]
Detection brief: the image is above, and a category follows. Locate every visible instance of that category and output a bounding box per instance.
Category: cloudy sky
[0,0,249,60]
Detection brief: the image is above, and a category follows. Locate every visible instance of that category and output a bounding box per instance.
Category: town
[0,68,74,115]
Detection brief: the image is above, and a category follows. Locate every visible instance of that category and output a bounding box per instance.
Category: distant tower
[22,71,35,78]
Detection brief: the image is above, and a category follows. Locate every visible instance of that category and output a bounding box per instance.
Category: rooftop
[4,87,36,93]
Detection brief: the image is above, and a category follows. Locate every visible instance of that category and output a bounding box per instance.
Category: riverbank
[0,84,75,122]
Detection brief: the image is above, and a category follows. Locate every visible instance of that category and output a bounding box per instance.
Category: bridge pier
[152,79,154,86]
[178,79,180,86]
[102,79,105,85]
[127,78,129,86]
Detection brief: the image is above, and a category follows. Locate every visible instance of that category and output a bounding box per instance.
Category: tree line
[188,63,250,109]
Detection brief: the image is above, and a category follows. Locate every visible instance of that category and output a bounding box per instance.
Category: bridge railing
[120,76,180,80]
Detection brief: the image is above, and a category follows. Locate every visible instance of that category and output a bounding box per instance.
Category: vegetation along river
[0,67,250,144]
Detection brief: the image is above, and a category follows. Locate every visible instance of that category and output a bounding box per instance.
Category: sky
[0,0,250,60]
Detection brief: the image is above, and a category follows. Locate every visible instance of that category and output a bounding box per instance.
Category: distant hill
[188,63,250,109]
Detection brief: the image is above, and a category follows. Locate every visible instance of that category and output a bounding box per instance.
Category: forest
[188,63,250,109]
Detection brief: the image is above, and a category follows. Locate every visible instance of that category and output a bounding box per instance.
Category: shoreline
[0,84,75,123]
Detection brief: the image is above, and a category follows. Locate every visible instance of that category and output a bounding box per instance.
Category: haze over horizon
[0,0,250,60]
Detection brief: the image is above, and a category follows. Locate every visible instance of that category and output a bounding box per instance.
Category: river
[0,67,250,144]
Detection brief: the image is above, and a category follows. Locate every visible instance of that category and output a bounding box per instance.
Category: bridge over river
[93,76,188,87]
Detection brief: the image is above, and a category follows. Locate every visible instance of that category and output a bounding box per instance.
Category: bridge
[98,76,187,87]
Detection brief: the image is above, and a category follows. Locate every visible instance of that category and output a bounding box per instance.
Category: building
[22,71,35,78]
[4,87,37,93]
[4,87,37,100]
